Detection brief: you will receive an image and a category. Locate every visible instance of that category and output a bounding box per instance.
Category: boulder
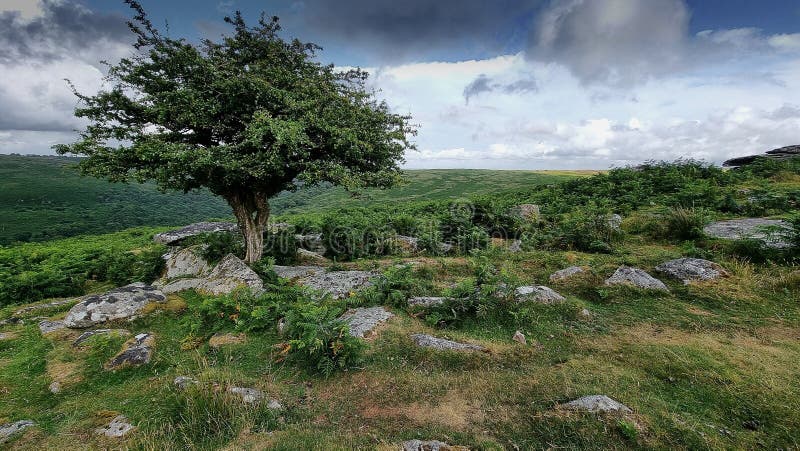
[38,319,66,335]
[208,332,246,348]
[49,381,61,394]
[703,218,792,249]
[197,254,264,295]
[655,258,727,284]
[296,248,329,263]
[607,213,623,230]
[0,420,35,444]
[272,265,325,280]
[14,298,75,317]
[0,332,15,341]
[549,266,585,282]
[162,247,211,279]
[396,235,420,253]
[512,331,526,345]
[410,334,485,352]
[561,395,632,413]
[514,285,566,304]
[338,307,393,338]
[173,376,198,390]
[95,415,135,438]
[64,283,166,329]
[723,145,800,167]
[408,296,449,308]
[605,266,669,291]
[295,233,326,254]
[106,333,154,369]
[153,222,238,245]
[156,278,204,295]
[299,270,380,299]
[402,440,469,451]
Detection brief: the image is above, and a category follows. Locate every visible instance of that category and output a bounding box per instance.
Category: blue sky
[1,0,799,168]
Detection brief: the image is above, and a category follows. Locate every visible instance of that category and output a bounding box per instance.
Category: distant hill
[0,155,583,244]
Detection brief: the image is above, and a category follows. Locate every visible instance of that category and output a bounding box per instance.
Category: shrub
[357,263,435,308]
[263,228,298,265]
[321,210,396,260]
[185,232,244,263]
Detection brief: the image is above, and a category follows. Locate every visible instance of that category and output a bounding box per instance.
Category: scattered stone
[703,218,792,249]
[63,283,166,328]
[0,332,15,341]
[407,296,449,308]
[272,265,326,280]
[561,395,632,413]
[227,386,264,404]
[0,317,22,327]
[162,246,211,279]
[410,334,485,352]
[106,333,155,370]
[208,332,246,348]
[514,285,566,304]
[197,254,264,295]
[173,376,198,390]
[0,420,35,444]
[49,381,61,394]
[295,233,327,254]
[38,320,66,335]
[296,248,329,263]
[510,204,541,221]
[267,399,283,410]
[73,329,131,347]
[579,308,592,318]
[607,213,623,230]
[339,307,393,338]
[723,145,800,167]
[153,222,238,245]
[549,266,586,282]
[402,439,469,451]
[95,415,135,438]
[14,298,75,317]
[395,235,420,253]
[605,266,669,291]
[298,270,380,299]
[508,240,523,252]
[512,331,526,345]
[655,258,727,284]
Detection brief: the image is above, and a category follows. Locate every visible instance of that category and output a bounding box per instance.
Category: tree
[55,1,415,264]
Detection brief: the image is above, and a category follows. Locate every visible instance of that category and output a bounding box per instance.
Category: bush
[320,210,396,260]
[263,228,298,265]
[357,263,435,308]
[185,232,244,263]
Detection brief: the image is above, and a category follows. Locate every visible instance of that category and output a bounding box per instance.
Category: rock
[655,258,727,284]
[38,319,66,335]
[208,332,246,348]
[296,248,329,263]
[95,415,135,438]
[295,233,326,254]
[395,235,420,253]
[106,333,155,369]
[197,254,264,295]
[512,331,526,345]
[339,307,393,338]
[410,334,485,352]
[153,222,238,245]
[228,386,264,404]
[723,145,800,167]
[703,218,792,249]
[299,270,380,299]
[273,265,326,280]
[14,298,75,317]
[605,266,669,291]
[408,296,449,308]
[607,213,623,230]
[156,278,204,295]
[268,222,292,232]
[438,242,454,254]
[162,247,211,279]
[514,285,566,304]
[579,308,592,318]
[63,283,166,328]
[173,376,198,390]
[277,318,286,335]
[0,332,15,341]
[561,395,632,413]
[72,329,130,346]
[549,266,585,282]
[510,204,541,221]
[508,239,523,252]
[0,420,35,444]
[402,439,469,451]
[267,399,283,410]
[49,381,61,394]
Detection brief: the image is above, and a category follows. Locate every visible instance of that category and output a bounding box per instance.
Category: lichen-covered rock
[0,420,34,444]
[106,333,154,369]
[162,246,211,279]
[153,222,238,245]
[410,334,485,352]
[396,235,420,253]
[272,265,325,280]
[605,266,669,291]
[408,297,449,308]
[95,415,135,438]
[703,218,792,248]
[402,439,469,451]
[227,386,263,404]
[339,307,393,338]
[173,376,198,390]
[299,270,380,299]
[655,258,727,284]
[296,248,329,263]
[549,266,585,282]
[561,395,632,413]
[197,254,264,295]
[64,283,166,328]
[155,278,204,295]
[38,319,66,335]
[208,332,246,348]
[514,285,566,304]
[295,233,327,254]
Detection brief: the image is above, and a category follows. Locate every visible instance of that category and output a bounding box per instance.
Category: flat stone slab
[408,296,449,308]
[106,333,154,369]
[95,415,134,438]
[0,420,35,444]
[339,307,394,338]
[153,222,238,245]
[64,283,166,328]
[297,270,380,299]
[561,395,632,413]
[515,285,566,304]
[655,258,727,284]
[703,218,792,248]
[410,334,485,352]
[605,266,669,291]
[549,266,585,282]
[402,439,469,451]
[156,278,204,294]
[38,320,66,335]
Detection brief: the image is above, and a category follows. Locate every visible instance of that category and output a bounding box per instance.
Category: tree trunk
[226,191,270,265]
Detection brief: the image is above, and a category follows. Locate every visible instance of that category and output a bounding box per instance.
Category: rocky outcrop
[95,415,134,438]
[561,395,632,413]
[64,283,166,328]
[106,333,154,369]
[162,247,211,279]
[410,334,485,352]
[275,266,380,299]
[703,218,792,248]
[14,298,75,317]
[549,266,585,282]
[512,331,526,344]
[338,307,393,338]
[655,258,727,284]
[723,145,800,167]
[153,222,238,245]
[38,320,66,335]
[158,254,264,295]
[605,266,669,291]
[296,248,329,263]
[402,440,469,451]
[514,285,566,304]
[0,420,35,444]
[408,296,449,308]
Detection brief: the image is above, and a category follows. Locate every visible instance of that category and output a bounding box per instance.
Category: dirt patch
[360,389,484,431]
[46,360,83,388]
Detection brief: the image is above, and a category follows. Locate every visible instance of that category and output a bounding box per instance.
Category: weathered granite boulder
[549,266,585,282]
[408,296,449,308]
[64,283,166,328]
[410,334,485,352]
[296,248,329,263]
[162,246,211,279]
[272,265,325,280]
[514,285,566,304]
[703,218,792,248]
[402,439,469,451]
[49,381,61,394]
[0,420,35,444]
[38,320,66,335]
[197,254,264,295]
[561,395,632,413]
[299,270,380,299]
[605,266,669,291]
[153,222,238,245]
[655,258,727,284]
[723,145,800,167]
[607,213,623,230]
[156,278,204,295]
[106,333,154,369]
[512,330,526,344]
[338,307,393,338]
[95,415,134,438]
[173,376,198,390]
[295,233,326,254]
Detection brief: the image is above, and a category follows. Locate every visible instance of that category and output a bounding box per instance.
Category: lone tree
[56,1,415,264]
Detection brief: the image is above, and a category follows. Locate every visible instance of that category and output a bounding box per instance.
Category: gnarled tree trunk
[226,191,270,265]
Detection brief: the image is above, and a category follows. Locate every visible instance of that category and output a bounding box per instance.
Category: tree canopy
[55,0,415,263]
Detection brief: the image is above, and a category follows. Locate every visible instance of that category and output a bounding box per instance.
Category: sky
[1,0,799,169]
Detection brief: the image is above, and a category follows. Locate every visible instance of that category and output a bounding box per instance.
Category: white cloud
[0,0,44,19]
